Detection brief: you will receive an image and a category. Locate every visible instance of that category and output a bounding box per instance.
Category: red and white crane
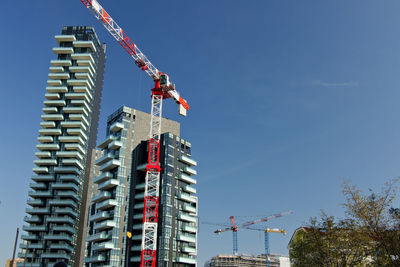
[80,1,189,266]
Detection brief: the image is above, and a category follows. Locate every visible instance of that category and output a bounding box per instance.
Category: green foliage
[290,179,400,267]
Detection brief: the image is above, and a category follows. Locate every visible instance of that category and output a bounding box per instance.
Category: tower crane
[80,1,189,266]
[264,228,286,267]
[211,211,293,255]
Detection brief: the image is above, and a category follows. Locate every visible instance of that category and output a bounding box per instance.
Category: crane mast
[80,1,189,266]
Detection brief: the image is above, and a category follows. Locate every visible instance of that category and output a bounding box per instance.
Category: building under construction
[205,254,290,267]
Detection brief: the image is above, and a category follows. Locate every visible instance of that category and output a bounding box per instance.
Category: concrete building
[19,26,106,267]
[205,254,290,267]
[85,106,198,266]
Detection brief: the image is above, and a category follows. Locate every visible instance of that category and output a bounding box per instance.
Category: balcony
[57,191,79,201]
[108,140,122,150]
[55,35,76,43]
[47,216,75,225]
[21,234,38,241]
[133,213,143,219]
[183,166,197,176]
[183,185,196,194]
[98,135,118,149]
[45,93,60,100]
[60,120,86,130]
[99,159,121,172]
[49,66,64,73]
[28,190,52,198]
[59,175,80,184]
[42,107,58,114]
[50,60,72,66]
[27,199,44,206]
[69,66,94,77]
[183,204,196,213]
[43,234,73,242]
[75,73,94,87]
[179,174,196,184]
[30,182,46,190]
[24,216,41,223]
[131,224,142,230]
[67,79,91,88]
[52,182,79,191]
[65,143,85,154]
[48,73,69,80]
[91,191,111,203]
[53,47,74,54]
[110,122,123,132]
[97,199,118,210]
[31,175,54,182]
[54,208,78,218]
[85,254,106,263]
[92,242,114,251]
[71,53,94,63]
[41,252,69,259]
[95,153,115,166]
[20,243,44,249]
[130,245,141,251]
[63,106,88,116]
[132,234,142,241]
[177,234,196,243]
[73,40,96,51]
[130,256,141,262]
[73,86,92,98]
[56,151,83,160]
[54,166,81,175]
[26,207,50,215]
[22,225,46,232]
[182,246,196,253]
[89,211,110,222]
[93,171,113,184]
[98,179,119,191]
[69,114,89,126]
[53,226,76,234]
[33,159,57,166]
[40,121,55,128]
[87,232,110,242]
[134,203,144,210]
[134,193,145,200]
[43,100,66,107]
[179,155,197,166]
[39,128,62,136]
[36,143,58,150]
[41,114,63,121]
[136,163,147,171]
[178,193,196,204]
[93,220,117,231]
[65,92,90,103]
[49,199,77,208]
[178,212,197,223]
[71,100,90,112]
[62,159,84,169]
[58,136,84,146]
[183,225,197,234]
[49,243,73,252]
[67,128,87,140]
[32,167,48,174]
[76,60,95,72]
[47,79,62,86]
[176,256,196,264]
[135,183,145,190]
[46,86,68,93]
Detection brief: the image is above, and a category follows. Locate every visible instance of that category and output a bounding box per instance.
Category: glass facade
[18,26,105,267]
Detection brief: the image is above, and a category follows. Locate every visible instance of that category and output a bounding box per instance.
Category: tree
[289,179,400,267]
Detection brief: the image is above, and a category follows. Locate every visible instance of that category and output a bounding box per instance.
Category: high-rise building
[86,106,198,266]
[19,26,106,267]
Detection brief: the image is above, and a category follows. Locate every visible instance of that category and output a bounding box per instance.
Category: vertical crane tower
[79,1,189,266]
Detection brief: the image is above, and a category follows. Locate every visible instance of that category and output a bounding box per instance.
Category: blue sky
[2,0,400,265]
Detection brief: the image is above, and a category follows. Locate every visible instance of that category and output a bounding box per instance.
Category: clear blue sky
[2,0,400,266]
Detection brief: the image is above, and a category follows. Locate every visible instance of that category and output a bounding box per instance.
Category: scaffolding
[206,254,287,267]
